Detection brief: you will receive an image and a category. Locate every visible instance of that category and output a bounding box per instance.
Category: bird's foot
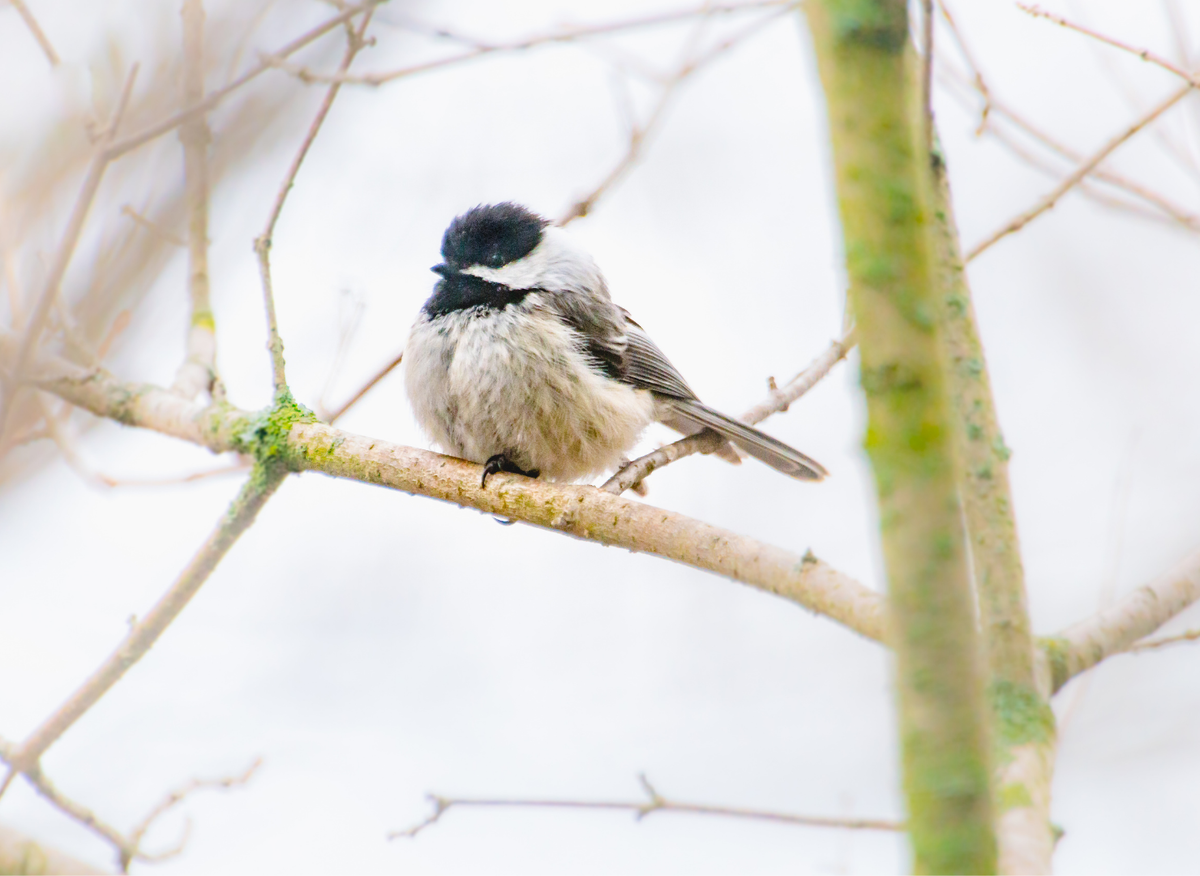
[481,454,540,488]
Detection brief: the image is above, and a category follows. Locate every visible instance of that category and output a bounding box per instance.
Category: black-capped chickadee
[405,203,827,486]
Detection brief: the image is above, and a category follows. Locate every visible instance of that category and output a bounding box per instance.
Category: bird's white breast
[405,296,655,482]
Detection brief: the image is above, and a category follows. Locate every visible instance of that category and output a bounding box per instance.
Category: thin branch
[268,0,796,88]
[937,65,1200,231]
[172,0,221,401]
[254,11,376,393]
[1127,628,1200,653]
[1,64,138,433]
[9,0,60,66]
[5,338,887,644]
[602,330,855,495]
[391,773,903,839]
[103,1,381,162]
[123,759,261,870]
[1018,4,1200,89]
[0,466,285,795]
[966,83,1193,261]
[323,349,403,424]
[1046,548,1200,692]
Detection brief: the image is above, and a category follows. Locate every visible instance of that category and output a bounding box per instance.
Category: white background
[1,1,1198,872]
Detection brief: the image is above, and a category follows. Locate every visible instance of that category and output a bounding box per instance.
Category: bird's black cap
[438,202,549,272]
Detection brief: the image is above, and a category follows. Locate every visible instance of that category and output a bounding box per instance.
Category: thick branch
[1046,548,1200,693]
[10,341,886,644]
[806,1,996,870]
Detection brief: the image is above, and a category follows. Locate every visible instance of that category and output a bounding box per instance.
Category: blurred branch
[4,336,887,644]
[1127,627,1200,653]
[323,349,403,424]
[0,465,285,803]
[393,773,903,839]
[173,0,222,401]
[120,205,186,246]
[0,746,260,873]
[255,10,376,394]
[936,4,1200,232]
[1019,4,1200,88]
[602,330,855,495]
[1045,548,1200,693]
[104,0,381,161]
[0,64,138,436]
[9,0,59,66]
[268,0,796,87]
[966,83,1193,261]
[557,6,792,225]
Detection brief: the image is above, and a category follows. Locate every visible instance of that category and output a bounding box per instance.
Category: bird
[404,202,827,487]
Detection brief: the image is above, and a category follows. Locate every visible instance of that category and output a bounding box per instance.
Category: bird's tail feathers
[659,399,827,481]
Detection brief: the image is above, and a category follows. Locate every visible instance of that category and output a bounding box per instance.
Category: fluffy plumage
[405,202,827,484]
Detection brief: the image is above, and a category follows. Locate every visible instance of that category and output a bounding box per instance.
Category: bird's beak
[431,263,453,276]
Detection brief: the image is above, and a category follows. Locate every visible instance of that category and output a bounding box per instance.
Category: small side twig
[1018,4,1200,89]
[323,349,403,424]
[966,82,1193,261]
[1126,628,1200,654]
[254,10,376,393]
[10,0,60,66]
[123,758,262,869]
[390,773,903,839]
[602,329,855,495]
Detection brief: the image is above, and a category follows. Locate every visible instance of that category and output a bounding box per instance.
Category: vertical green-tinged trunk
[804,2,997,872]
[930,147,1056,873]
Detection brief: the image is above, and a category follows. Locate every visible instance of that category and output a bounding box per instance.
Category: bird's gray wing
[617,310,827,481]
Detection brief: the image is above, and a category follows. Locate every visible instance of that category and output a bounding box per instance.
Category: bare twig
[104,1,381,162]
[1127,628,1200,653]
[0,466,285,797]
[254,10,376,393]
[391,773,903,839]
[323,349,403,424]
[602,330,855,495]
[9,0,60,66]
[0,741,260,872]
[1046,548,1200,692]
[173,0,221,401]
[937,65,1200,231]
[1019,4,1200,89]
[966,83,1193,261]
[123,759,261,869]
[1,65,138,433]
[268,0,794,87]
